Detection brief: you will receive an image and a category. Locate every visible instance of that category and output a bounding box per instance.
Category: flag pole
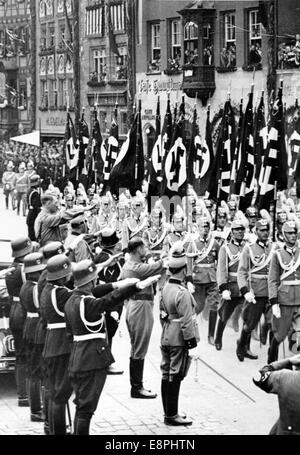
[272,78,283,241]
[134,98,141,191]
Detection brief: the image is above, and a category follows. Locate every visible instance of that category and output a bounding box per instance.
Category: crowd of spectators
[0,139,65,190]
[278,35,300,69]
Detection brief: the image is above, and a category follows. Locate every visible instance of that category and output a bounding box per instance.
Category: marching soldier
[215,218,246,350]
[121,193,148,252]
[275,211,288,244]
[228,199,238,222]
[97,195,116,231]
[244,206,258,243]
[94,228,125,375]
[6,236,33,406]
[160,244,200,426]
[20,252,46,422]
[186,215,220,345]
[40,254,74,435]
[120,238,166,399]
[114,195,128,238]
[236,217,275,362]
[15,162,29,216]
[213,205,231,246]
[268,220,300,364]
[143,207,170,260]
[26,175,42,241]
[2,161,16,210]
[253,354,300,435]
[25,161,37,185]
[163,207,190,253]
[64,259,159,434]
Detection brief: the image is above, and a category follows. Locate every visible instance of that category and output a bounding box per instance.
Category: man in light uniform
[121,194,148,252]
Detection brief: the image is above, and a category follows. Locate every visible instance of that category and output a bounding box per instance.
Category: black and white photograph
[0,0,300,441]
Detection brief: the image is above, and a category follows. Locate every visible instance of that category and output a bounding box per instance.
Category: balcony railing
[182,64,215,103]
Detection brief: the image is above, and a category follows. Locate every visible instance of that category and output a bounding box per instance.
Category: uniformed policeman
[253,354,300,435]
[64,259,159,434]
[121,193,148,252]
[40,254,74,435]
[37,242,66,435]
[120,238,166,399]
[20,252,46,422]
[268,220,300,363]
[160,244,200,426]
[214,218,246,351]
[2,161,16,210]
[186,215,220,345]
[26,175,42,241]
[6,236,33,406]
[236,218,275,361]
[94,228,124,375]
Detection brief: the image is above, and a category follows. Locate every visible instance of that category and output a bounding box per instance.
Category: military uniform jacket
[2,171,16,191]
[97,211,117,231]
[94,248,124,283]
[64,233,93,263]
[64,284,137,373]
[268,244,300,306]
[143,225,169,260]
[217,240,246,297]
[40,282,73,358]
[120,258,164,301]
[238,240,274,298]
[20,281,39,343]
[6,261,26,332]
[160,279,200,347]
[121,214,149,251]
[187,235,219,284]
[15,173,28,193]
[35,270,47,345]
[268,369,300,435]
[27,188,41,212]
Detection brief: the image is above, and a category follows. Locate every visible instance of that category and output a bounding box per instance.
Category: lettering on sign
[138,78,182,95]
[46,117,66,127]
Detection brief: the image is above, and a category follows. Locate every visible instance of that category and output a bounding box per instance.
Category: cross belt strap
[27,312,39,318]
[251,274,268,279]
[194,263,214,268]
[172,314,197,323]
[73,333,106,342]
[47,323,66,329]
[228,272,238,278]
[13,296,20,302]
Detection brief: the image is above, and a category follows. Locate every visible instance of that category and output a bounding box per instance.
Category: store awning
[10,130,40,147]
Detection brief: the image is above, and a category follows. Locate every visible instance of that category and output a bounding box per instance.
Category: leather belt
[194,263,214,268]
[47,322,66,330]
[130,294,153,301]
[229,272,238,278]
[251,274,268,279]
[74,333,106,341]
[13,297,20,302]
[281,280,300,285]
[27,312,39,318]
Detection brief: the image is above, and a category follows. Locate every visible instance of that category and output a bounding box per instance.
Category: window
[99,111,107,132]
[19,83,27,109]
[49,25,55,48]
[114,46,127,80]
[120,112,128,135]
[41,80,48,109]
[58,78,65,106]
[91,49,106,82]
[248,10,262,66]
[41,27,47,50]
[148,23,160,72]
[184,22,198,64]
[171,20,181,60]
[68,79,74,108]
[86,6,104,36]
[110,3,125,32]
[0,29,5,57]
[220,13,236,68]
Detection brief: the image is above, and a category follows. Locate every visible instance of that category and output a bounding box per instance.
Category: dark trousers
[46,354,73,404]
[218,297,244,324]
[69,369,107,420]
[242,297,270,333]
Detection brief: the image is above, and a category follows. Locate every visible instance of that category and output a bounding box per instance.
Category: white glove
[68,234,85,250]
[124,253,130,262]
[188,346,200,359]
[187,282,195,294]
[0,267,15,278]
[110,311,119,321]
[147,257,155,265]
[222,290,231,301]
[116,278,139,289]
[244,291,256,303]
[272,304,281,319]
[136,274,161,290]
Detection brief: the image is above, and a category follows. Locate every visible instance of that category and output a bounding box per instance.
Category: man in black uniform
[26,175,42,241]
[40,254,74,435]
[94,227,124,375]
[64,259,160,435]
[6,236,33,406]
[20,252,46,422]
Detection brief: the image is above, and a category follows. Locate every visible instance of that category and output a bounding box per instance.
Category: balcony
[182,64,215,104]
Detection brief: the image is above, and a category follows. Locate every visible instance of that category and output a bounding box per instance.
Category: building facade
[0,0,32,139]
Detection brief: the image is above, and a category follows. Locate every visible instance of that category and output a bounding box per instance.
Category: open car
[0,239,15,373]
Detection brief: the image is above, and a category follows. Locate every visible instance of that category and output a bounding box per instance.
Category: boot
[236,329,249,362]
[260,322,269,346]
[161,379,169,415]
[244,332,258,360]
[267,338,280,364]
[214,319,226,351]
[231,305,241,332]
[73,411,78,436]
[164,377,192,426]
[130,358,157,399]
[16,364,29,407]
[28,379,43,421]
[208,310,218,346]
[51,402,67,435]
[75,418,90,435]
[42,387,50,435]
